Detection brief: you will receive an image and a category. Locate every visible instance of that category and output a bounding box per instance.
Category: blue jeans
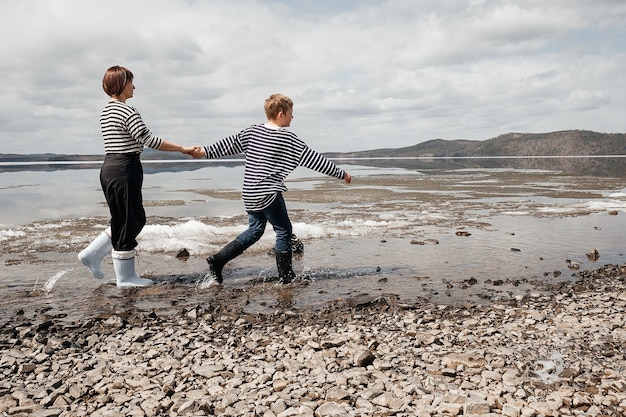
[236,193,293,252]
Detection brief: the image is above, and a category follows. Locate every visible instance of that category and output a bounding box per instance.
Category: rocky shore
[1,265,626,417]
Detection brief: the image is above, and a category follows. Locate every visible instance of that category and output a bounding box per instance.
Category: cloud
[0,0,625,155]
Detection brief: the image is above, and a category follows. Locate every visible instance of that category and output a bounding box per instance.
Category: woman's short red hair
[102,66,133,97]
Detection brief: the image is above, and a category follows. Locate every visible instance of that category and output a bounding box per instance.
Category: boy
[192,93,352,284]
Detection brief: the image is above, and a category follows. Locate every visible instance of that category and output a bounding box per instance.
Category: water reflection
[3,155,626,177]
[331,156,626,178]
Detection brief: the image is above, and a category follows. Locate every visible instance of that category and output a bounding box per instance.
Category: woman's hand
[180,146,196,155]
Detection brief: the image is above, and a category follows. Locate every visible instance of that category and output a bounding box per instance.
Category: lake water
[2,157,626,324]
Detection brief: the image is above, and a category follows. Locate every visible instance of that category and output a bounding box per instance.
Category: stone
[463,400,491,414]
[2,263,626,417]
[325,387,350,402]
[315,402,348,417]
[443,352,487,369]
[354,350,375,367]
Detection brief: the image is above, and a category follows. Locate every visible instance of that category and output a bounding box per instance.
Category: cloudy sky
[1,0,625,155]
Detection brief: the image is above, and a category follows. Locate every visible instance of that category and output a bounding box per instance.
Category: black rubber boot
[275,250,296,284]
[206,239,246,283]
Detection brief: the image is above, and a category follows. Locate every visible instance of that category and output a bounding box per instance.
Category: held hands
[344,172,352,184]
[190,146,206,159]
[181,146,207,159]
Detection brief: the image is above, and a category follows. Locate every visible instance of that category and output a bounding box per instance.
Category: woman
[78,66,196,287]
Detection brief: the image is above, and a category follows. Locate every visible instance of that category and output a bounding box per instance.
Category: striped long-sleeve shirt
[203,124,346,211]
[100,100,163,154]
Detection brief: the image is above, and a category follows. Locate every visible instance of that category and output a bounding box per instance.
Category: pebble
[1,264,625,416]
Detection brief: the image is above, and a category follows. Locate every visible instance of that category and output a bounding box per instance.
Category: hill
[325,130,626,158]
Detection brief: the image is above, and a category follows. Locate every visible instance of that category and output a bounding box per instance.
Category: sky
[1,0,625,155]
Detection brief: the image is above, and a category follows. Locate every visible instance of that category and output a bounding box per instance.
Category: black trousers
[100,153,146,251]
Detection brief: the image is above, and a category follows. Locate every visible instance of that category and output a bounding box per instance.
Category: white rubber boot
[112,250,154,288]
[78,228,112,279]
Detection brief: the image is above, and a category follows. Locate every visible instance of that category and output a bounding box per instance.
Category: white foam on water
[43,269,69,293]
[536,198,626,215]
[136,217,418,255]
[538,206,591,215]
[585,199,626,211]
[138,220,249,254]
[459,179,500,184]
[500,211,531,216]
[0,228,25,241]
[422,212,449,220]
[607,191,626,198]
[292,223,327,238]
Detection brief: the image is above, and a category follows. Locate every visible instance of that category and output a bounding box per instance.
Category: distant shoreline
[2,154,626,166]
[2,129,626,163]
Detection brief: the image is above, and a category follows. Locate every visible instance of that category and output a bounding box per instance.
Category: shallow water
[2,158,626,324]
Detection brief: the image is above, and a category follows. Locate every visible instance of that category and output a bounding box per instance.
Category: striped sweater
[204,124,346,211]
[100,100,163,154]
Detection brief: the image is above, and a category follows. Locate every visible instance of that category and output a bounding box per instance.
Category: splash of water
[43,269,70,293]
[196,272,220,290]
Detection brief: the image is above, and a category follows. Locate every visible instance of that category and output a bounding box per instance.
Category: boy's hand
[344,173,352,184]
[190,146,206,159]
